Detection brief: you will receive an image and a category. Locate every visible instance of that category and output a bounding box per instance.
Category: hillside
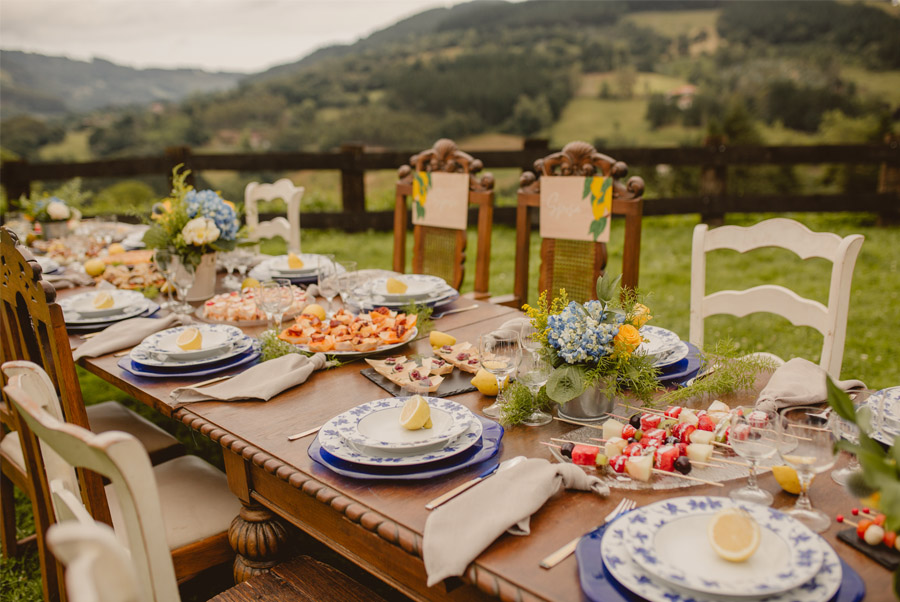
[0,50,243,118]
[2,0,898,164]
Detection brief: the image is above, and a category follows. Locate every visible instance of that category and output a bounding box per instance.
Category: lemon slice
[707,508,760,562]
[429,330,456,348]
[92,292,114,309]
[399,395,430,430]
[423,417,433,429]
[287,252,304,269]
[772,465,809,495]
[302,304,326,320]
[176,327,203,351]
[385,277,408,294]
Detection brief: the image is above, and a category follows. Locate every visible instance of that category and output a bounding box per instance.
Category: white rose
[181,217,220,246]
[47,201,71,221]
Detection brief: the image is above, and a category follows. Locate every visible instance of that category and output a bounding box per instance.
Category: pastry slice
[435,342,481,373]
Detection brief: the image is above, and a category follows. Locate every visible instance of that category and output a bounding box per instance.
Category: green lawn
[3,212,898,599]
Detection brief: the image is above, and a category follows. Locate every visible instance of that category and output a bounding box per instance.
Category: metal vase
[556,382,615,422]
[40,221,69,240]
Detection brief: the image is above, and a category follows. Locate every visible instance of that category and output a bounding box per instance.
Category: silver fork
[539,498,636,569]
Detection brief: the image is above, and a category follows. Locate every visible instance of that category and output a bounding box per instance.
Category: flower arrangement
[143,165,241,268]
[21,178,89,223]
[524,273,660,405]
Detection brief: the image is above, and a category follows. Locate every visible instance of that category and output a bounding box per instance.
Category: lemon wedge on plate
[385,277,408,294]
[302,304,327,320]
[707,508,760,562]
[399,395,431,430]
[287,252,304,269]
[92,292,114,309]
[176,328,203,351]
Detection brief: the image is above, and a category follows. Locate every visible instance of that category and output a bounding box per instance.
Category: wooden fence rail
[2,139,898,230]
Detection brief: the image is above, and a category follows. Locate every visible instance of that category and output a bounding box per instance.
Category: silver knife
[425,463,500,510]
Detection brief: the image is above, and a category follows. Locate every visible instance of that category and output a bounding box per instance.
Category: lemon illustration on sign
[772,465,808,495]
[592,200,609,221]
[176,328,203,351]
[92,292,114,309]
[707,508,760,562]
[399,395,431,430]
[287,252,304,269]
[302,304,326,320]
[590,177,605,200]
[385,277,408,294]
[107,243,126,255]
[429,331,456,348]
[241,277,260,291]
[471,368,508,396]
[84,258,106,277]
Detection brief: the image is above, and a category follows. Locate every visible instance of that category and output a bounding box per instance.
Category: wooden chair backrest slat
[512,141,644,306]
[244,179,304,253]
[689,218,864,378]
[394,139,494,295]
[3,362,180,602]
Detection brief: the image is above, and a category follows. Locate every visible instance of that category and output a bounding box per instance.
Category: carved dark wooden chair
[0,227,235,598]
[393,138,495,298]
[492,141,644,308]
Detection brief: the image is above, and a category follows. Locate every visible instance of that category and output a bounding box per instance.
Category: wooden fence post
[0,159,33,209]
[522,138,549,171]
[878,134,900,226]
[700,136,726,226]
[165,146,194,188]
[340,143,366,223]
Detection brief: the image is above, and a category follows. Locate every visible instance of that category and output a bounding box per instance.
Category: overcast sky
[0,0,451,73]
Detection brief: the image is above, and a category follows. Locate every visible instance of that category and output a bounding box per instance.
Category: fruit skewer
[585,437,747,466]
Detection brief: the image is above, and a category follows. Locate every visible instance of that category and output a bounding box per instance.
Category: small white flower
[181,217,220,246]
[47,201,71,221]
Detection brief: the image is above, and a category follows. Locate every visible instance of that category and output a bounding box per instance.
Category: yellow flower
[613,324,643,356]
[632,303,652,328]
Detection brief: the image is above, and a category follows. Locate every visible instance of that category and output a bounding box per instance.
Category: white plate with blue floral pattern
[652,340,689,369]
[319,409,482,466]
[352,276,455,307]
[135,324,248,363]
[60,292,152,324]
[326,396,474,452]
[264,254,326,276]
[637,325,682,360]
[599,502,841,602]
[622,496,823,597]
[865,387,900,437]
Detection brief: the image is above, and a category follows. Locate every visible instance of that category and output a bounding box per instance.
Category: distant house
[666,85,698,110]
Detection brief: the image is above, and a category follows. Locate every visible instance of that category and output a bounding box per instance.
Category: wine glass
[776,406,839,532]
[257,279,293,331]
[728,407,779,506]
[219,251,241,290]
[316,255,338,313]
[831,414,861,486]
[479,329,521,419]
[152,249,175,311]
[518,321,542,357]
[517,352,552,426]
[169,258,196,317]
[337,261,358,311]
[233,248,256,283]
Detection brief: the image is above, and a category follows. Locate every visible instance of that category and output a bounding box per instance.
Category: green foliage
[508,94,554,136]
[500,381,554,427]
[0,114,64,158]
[658,339,779,405]
[20,177,91,221]
[400,302,434,338]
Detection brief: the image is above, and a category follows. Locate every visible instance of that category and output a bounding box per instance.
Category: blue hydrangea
[546,301,622,364]
[184,189,239,241]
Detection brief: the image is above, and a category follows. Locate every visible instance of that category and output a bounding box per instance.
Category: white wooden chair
[244,179,304,253]
[689,218,864,378]
[2,361,240,598]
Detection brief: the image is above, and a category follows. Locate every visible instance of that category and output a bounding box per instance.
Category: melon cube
[602,419,625,441]
[686,443,713,463]
[625,455,653,482]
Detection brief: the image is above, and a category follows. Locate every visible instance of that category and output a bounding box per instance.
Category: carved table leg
[228,501,288,583]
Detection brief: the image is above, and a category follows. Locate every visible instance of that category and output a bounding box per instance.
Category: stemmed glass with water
[479,329,521,419]
[152,249,175,311]
[728,407,780,505]
[776,406,839,532]
[316,255,339,313]
[517,352,553,426]
[168,257,196,317]
[256,279,293,331]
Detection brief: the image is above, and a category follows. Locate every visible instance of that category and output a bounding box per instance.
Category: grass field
[3,211,898,598]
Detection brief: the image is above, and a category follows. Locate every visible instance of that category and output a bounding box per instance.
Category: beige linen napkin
[72,314,189,360]
[423,458,608,586]
[46,268,95,289]
[169,353,327,405]
[755,357,866,413]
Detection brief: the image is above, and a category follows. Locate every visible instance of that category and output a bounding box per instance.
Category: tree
[0,115,65,158]
[508,95,553,137]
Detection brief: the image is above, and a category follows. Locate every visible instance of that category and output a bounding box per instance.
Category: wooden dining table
[66,290,887,602]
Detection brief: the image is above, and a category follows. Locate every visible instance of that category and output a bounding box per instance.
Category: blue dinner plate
[575,518,865,602]
[65,302,161,332]
[657,341,701,387]
[117,343,260,378]
[308,414,503,480]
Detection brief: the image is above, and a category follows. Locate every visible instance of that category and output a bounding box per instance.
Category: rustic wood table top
[65,290,885,602]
